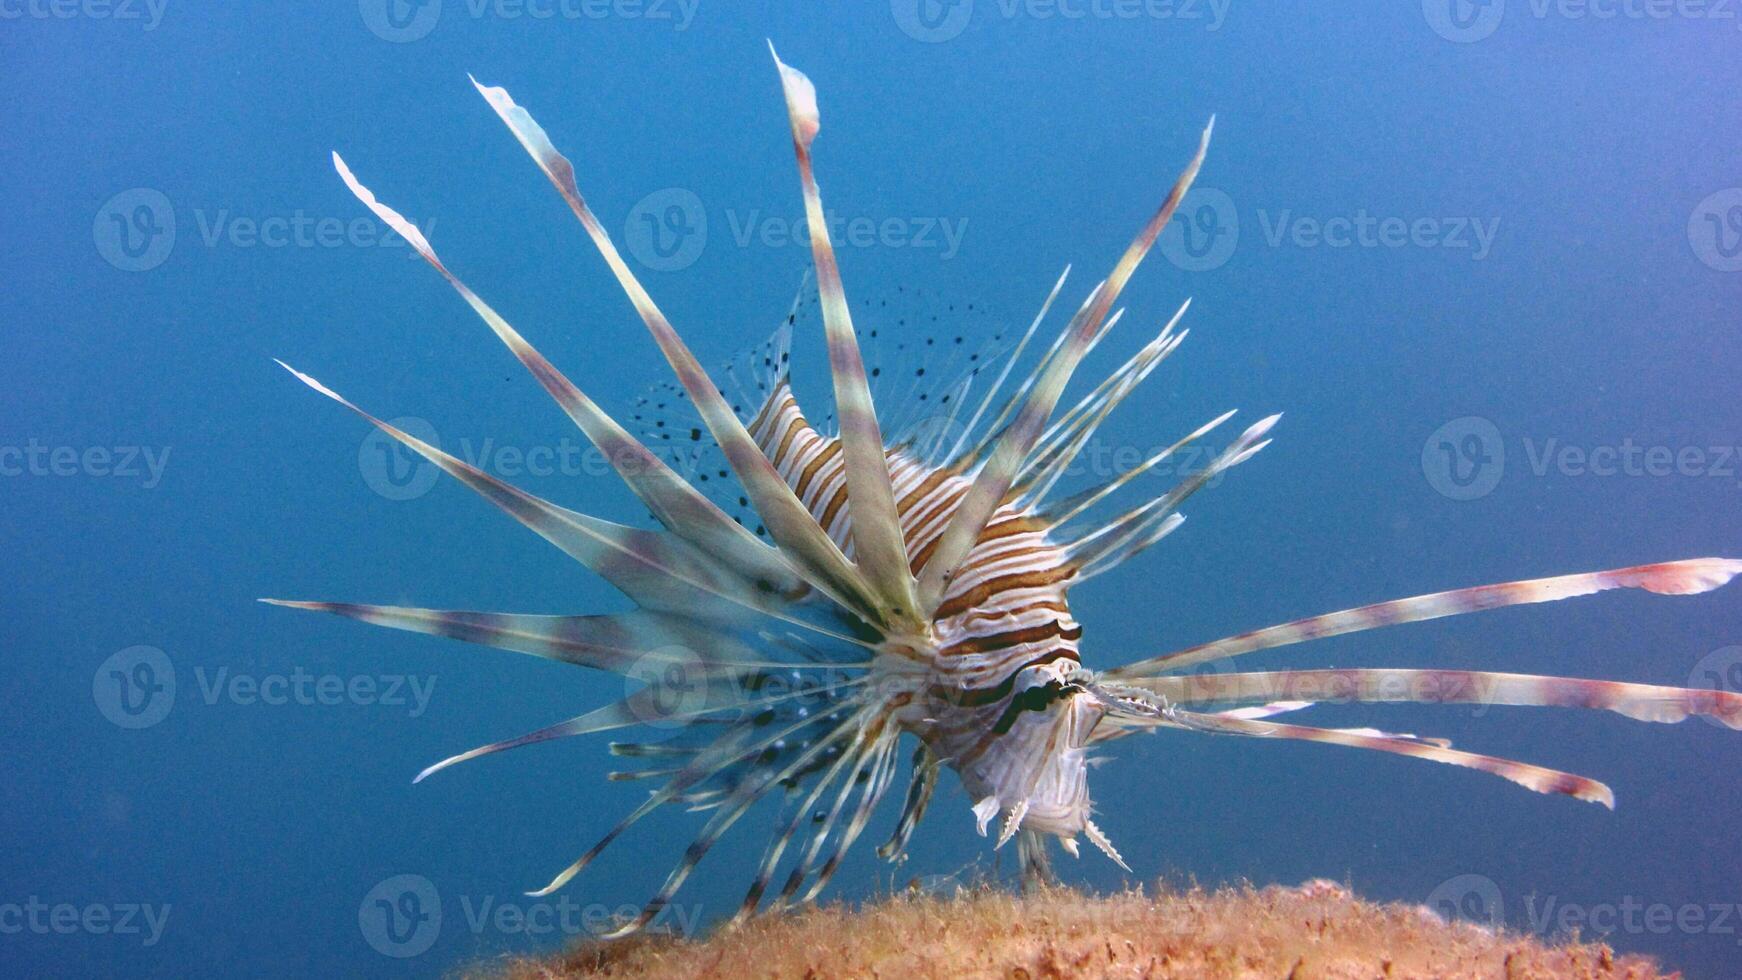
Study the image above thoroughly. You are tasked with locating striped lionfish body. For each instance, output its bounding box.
[270,50,1742,936]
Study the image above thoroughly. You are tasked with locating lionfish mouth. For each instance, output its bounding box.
[266,46,1742,938]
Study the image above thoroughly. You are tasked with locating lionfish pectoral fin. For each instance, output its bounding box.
[801,729,905,904]
[271,363,694,608]
[877,742,940,863]
[1166,707,1616,808]
[736,712,880,921]
[769,46,922,630]
[775,718,900,908]
[1108,558,1742,678]
[532,696,872,901]
[597,700,882,940]
[1129,668,1742,729]
[469,75,888,630]
[1214,700,1316,721]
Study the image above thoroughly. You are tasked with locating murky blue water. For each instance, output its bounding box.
[7,3,1742,976]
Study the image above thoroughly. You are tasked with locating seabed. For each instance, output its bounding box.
[465,881,1669,980]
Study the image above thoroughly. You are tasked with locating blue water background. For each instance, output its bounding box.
[5,2,1741,976]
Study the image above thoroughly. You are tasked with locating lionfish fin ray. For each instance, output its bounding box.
[950,265,1071,462]
[470,75,886,628]
[1165,707,1616,808]
[877,742,940,862]
[1044,408,1238,529]
[916,118,1214,612]
[1131,668,1742,729]
[270,363,867,645]
[1109,558,1742,678]
[255,602,818,673]
[530,697,862,898]
[736,711,878,920]
[769,49,921,628]
[599,696,875,939]
[329,152,805,601]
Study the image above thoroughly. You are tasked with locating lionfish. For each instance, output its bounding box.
[268,50,1742,937]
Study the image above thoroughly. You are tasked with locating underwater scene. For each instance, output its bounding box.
[7,2,1742,977]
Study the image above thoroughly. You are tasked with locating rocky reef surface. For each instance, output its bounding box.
[464,880,1673,979]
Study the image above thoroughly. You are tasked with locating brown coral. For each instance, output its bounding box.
[465,881,1674,980]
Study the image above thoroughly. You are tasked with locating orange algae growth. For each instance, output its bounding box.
[466,881,1671,979]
